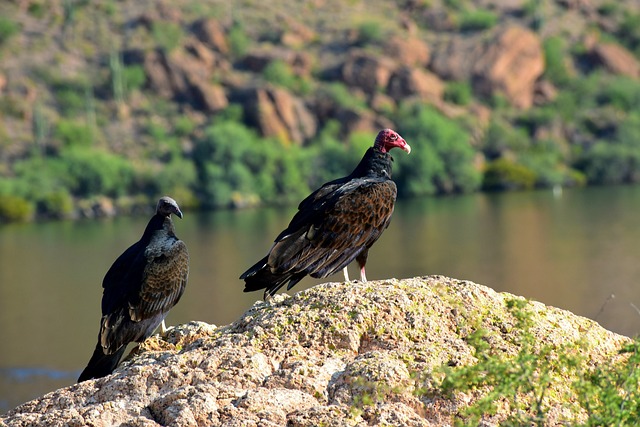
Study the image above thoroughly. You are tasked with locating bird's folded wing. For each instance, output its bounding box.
[130,241,189,321]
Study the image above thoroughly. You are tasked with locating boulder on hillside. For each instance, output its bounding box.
[192,18,229,55]
[387,66,444,104]
[472,25,544,109]
[589,42,640,78]
[1,276,629,426]
[277,15,317,48]
[430,25,544,109]
[242,47,313,77]
[430,35,482,81]
[383,35,431,68]
[341,51,397,93]
[239,86,317,144]
[335,107,395,136]
[140,46,229,112]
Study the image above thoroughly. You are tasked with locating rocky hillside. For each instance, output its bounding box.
[1,276,634,426]
[2,0,640,220]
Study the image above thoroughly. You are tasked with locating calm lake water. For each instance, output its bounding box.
[2,185,640,413]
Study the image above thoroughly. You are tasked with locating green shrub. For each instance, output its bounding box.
[482,118,529,159]
[576,143,640,184]
[356,21,385,45]
[518,142,567,187]
[54,85,86,117]
[194,120,312,208]
[319,82,367,111]
[617,11,640,54]
[174,116,196,137]
[60,148,135,197]
[152,22,184,52]
[122,64,146,92]
[228,22,250,58]
[458,9,498,31]
[395,103,482,195]
[54,120,93,148]
[444,81,472,106]
[543,36,571,87]
[596,76,640,111]
[262,60,295,88]
[0,195,35,222]
[483,158,537,191]
[37,190,74,219]
[0,17,19,46]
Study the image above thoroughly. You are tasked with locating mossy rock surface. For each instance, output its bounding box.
[0,276,628,426]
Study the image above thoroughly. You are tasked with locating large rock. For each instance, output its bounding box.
[430,25,544,109]
[341,51,397,93]
[589,42,640,78]
[141,45,229,112]
[387,66,445,103]
[192,18,229,55]
[242,47,313,77]
[1,276,629,426]
[240,86,317,144]
[472,25,544,109]
[383,35,431,68]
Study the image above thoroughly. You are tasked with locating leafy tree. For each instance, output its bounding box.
[395,103,481,195]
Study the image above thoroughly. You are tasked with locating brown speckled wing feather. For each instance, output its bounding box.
[130,240,189,322]
[270,178,396,278]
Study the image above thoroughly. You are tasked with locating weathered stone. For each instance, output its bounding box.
[1,277,630,426]
[341,51,397,93]
[141,47,229,112]
[335,107,395,136]
[590,42,640,78]
[242,47,313,77]
[430,35,483,81]
[472,25,544,109]
[192,18,229,54]
[430,26,544,109]
[383,35,431,68]
[387,66,444,103]
[241,86,317,144]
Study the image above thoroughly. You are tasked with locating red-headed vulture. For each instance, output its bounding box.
[241,129,411,299]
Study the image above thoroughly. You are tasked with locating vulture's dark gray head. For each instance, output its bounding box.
[156,196,183,219]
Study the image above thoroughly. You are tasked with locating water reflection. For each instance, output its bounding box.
[2,186,640,412]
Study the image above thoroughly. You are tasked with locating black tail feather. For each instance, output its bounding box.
[241,260,305,299]
[78,341,127,382]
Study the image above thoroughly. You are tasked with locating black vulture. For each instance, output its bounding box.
[78,196,189,382]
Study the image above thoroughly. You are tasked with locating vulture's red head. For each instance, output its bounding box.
[374,129,411,154]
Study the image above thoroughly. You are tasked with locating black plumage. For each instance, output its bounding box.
[240,128,411,299]
[78,196,189,382]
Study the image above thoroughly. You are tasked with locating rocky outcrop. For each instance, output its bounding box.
[471,26,544,109]
[430,25,544,109]
[341,51,397,93]
[140,46,229,112]
[1,276,628,426]
[239,86,317,144]
[589,42,640,78]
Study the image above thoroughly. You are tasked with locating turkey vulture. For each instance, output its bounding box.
[78,196,189,382]
[240,128,411,299]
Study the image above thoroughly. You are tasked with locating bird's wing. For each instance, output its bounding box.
[98,238,188,352]
[100,241,147,316]
[269,177,397,278]
[129,239,189,322]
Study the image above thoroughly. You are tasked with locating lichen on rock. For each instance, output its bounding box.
[0,276,630,426]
